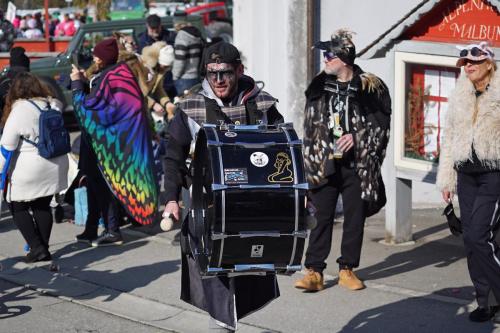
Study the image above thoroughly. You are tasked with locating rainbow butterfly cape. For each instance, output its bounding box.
[73,63,158,225]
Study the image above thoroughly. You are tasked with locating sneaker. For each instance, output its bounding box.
[338,269,365,290]
[469,306,497,322]
[75,230,98,244]
[91,231,123,247]
[294,268,324,292]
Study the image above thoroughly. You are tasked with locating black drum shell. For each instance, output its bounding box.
[189,125,307,275]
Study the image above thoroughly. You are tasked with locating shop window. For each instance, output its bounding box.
[394,52,459,173]
[405,64,460,162]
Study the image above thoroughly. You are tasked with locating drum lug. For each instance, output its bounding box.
[278,122,294,129]
[293,230,308,238]
[293,183,309,190]
[211,232,226,240]
[288,139,303,147]
[212,184,228,191]
[239,231,281,238]
[234,264,275,272]
[207,140,222,147]
[285,265,302,272]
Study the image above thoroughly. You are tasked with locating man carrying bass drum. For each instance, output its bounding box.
[162,42,284,332]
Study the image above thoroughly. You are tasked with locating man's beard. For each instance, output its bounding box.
[324,67,337,75]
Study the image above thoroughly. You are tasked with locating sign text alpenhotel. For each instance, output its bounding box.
[439,0,499,41]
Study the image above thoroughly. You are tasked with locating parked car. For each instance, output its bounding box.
[150,1,233,43]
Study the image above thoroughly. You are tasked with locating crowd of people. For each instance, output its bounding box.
[0,8,87,50]
[0,12,499,332]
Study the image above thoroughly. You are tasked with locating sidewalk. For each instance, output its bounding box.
[0,207,499,333]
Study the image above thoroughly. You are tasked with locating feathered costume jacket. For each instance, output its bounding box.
[437,70,500,192]
[303,66,391,209]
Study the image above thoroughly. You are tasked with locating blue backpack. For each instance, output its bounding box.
[23,99,71,159]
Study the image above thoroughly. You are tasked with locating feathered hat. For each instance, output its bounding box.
[314,29,356,66]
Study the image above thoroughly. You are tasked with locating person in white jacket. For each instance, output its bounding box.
[437,41,500,323]
[0,72,68,262]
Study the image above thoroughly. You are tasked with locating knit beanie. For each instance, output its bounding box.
[93,38,119,66]
[158,45,174,67]
[10,47,30,70]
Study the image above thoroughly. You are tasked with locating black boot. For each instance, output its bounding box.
[25,245,51,263]
[75,228,98,244]
[469,306,497,322]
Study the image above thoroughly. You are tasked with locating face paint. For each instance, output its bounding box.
[206,63,239,99]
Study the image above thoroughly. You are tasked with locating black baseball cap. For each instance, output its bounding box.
[204,42,241,66]
[314,29,356,66]
[146,14,161,28]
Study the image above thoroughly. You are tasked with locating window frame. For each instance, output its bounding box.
[394,51,459,173]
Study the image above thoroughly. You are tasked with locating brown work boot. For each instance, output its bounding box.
[294,268,324,292]
[338,269,365,290]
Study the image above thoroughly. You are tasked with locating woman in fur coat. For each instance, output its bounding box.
[437,41,500,323]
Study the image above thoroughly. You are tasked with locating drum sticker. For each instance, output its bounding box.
[251,245,264,258]
[225,131,237,138]
[250,152,269,167]
[268,152,294,183]
[224,168,248,184]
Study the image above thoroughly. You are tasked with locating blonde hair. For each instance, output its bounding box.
[472,59,496,124]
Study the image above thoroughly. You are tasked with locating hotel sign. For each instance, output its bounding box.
[402,0,500,46]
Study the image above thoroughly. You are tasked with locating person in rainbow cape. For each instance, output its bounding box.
[70,38,159,247]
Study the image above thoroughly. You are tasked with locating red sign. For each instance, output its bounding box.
[402,0,500,47]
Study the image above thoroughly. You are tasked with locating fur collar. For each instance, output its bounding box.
[306,65,384,100]
[436,69,500,191]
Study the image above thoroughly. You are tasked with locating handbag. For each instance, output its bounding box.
[443,202,462,236]
[74,176,88,226]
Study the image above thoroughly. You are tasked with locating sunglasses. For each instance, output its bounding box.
[459,47,487,58]
[323,51,337,61]
[207,69,235,82]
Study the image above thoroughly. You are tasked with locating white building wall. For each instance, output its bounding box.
[233,0,308,135]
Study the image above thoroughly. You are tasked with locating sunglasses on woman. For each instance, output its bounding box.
[323,51,337,61]
[459,47,487,58]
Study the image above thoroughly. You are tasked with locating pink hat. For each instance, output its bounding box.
[456,41,495,67]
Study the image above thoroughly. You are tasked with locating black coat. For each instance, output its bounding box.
[303,66,392,215]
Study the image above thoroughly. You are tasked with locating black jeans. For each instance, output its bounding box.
[85,172,121,234]
[457,171,500,307]
[10,196,53,252]
[305,165,366,273]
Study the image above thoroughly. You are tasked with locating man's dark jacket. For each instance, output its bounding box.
[303,65,391,215]
[137,28,176,53]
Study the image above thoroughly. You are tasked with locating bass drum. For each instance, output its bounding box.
[187,123,308,276]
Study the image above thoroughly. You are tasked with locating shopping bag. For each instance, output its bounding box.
[74,176,88,226]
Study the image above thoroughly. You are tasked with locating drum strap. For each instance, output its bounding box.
[204,97,233,124]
